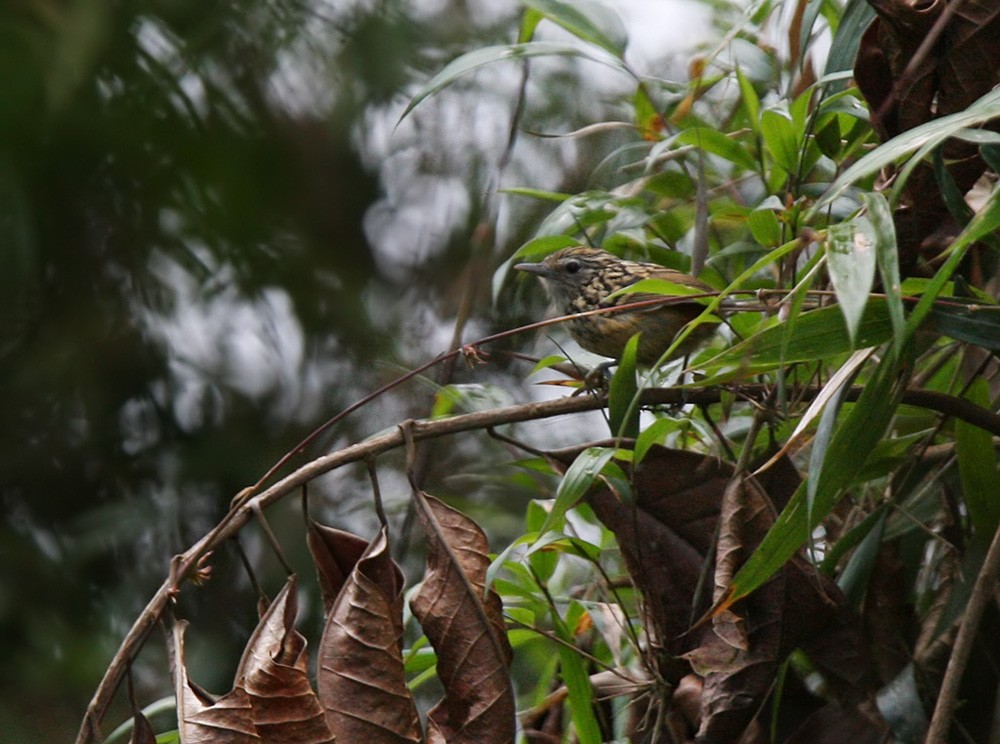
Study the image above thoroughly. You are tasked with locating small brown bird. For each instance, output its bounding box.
[515,246,717,366]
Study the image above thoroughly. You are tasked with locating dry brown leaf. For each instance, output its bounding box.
[314,525,420,743]
[410,493,515,744]
[170,621,260,744]
[234,577,333,743]
[854,0,1000,264]
[170,577,334,744]
[549,444,878,743]
[307,521,371,615]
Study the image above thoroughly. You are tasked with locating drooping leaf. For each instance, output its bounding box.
[696,301,894,383]
[519,0,627,57]
[864,192,906,357]
[825,213,877,345]
[313,526,419,743]
[234,578,333,744]
[401,42,629,122]
[410,494,515,744]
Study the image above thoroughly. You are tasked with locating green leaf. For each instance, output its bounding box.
[820,505,888,574]
[633,417,679,463]
[813,88,1000,213]
[557,617,602,743]
[956,378,1000,538]
[836,508,887,607]
[805,371,852,536]
[736,66,760,133]
[864,192,906,357]
[519,9,544,42]
[761,108,800,173]
[674,127,758,171]
[825,0,875,75]
[927,304,1000,350]
[401,42,628,121]
[512,234,580,261]
[609,334,640,439]
[826,214,876,344]
[609,276,713,299]
[540,447,615,533]
[519,0,627,57]
[748,206,782,247]
[729,352,907,602]
[697,301,894,381]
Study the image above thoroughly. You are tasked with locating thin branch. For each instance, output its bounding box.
[75,382,1000,743]
[925,517,1000,743]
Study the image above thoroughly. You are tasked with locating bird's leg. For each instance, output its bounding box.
[574,360,616,395]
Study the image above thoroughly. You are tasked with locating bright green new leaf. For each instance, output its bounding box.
[761,108,800,173]
[540,447,615,534]
[674,127,758,171]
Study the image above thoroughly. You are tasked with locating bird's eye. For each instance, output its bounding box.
[564,259,581,274]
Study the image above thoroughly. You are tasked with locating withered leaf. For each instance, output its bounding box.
[170,577,334,744]
[170,621,259,744]
[307,521,372,615]
[410,493,515,744]
[549,444,877,743]
[315,525,420,743]
[235,577,333,743]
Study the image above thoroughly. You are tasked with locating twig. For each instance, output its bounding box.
[74,382,1000,743]
[925,518,1000,743]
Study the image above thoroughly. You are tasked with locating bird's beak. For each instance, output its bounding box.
[514,261,552,278]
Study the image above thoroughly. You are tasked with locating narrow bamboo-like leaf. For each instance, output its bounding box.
[610,276,712,299]
[609,334,640,439]
[797,0,826,62]
[904,184,1000,338]
[735,66,760,134]
[760,108,799,173]
[826,214,876,343]
[401,42,627,121]
[634,417,678,463]
[519,0,627,57]
[696,301,894,381]
[956,378,1000,538]
[519,9,543,42]
[864,192,905,357]
[541,447,615,533]
[820,505,888,574]
[728,351,907,602]
[805,371,850,536]
[557,621,602,743]
[824,0,875,75]
[836,508,887,607]
[927,305,1000,350]
[813,88,1000,213]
